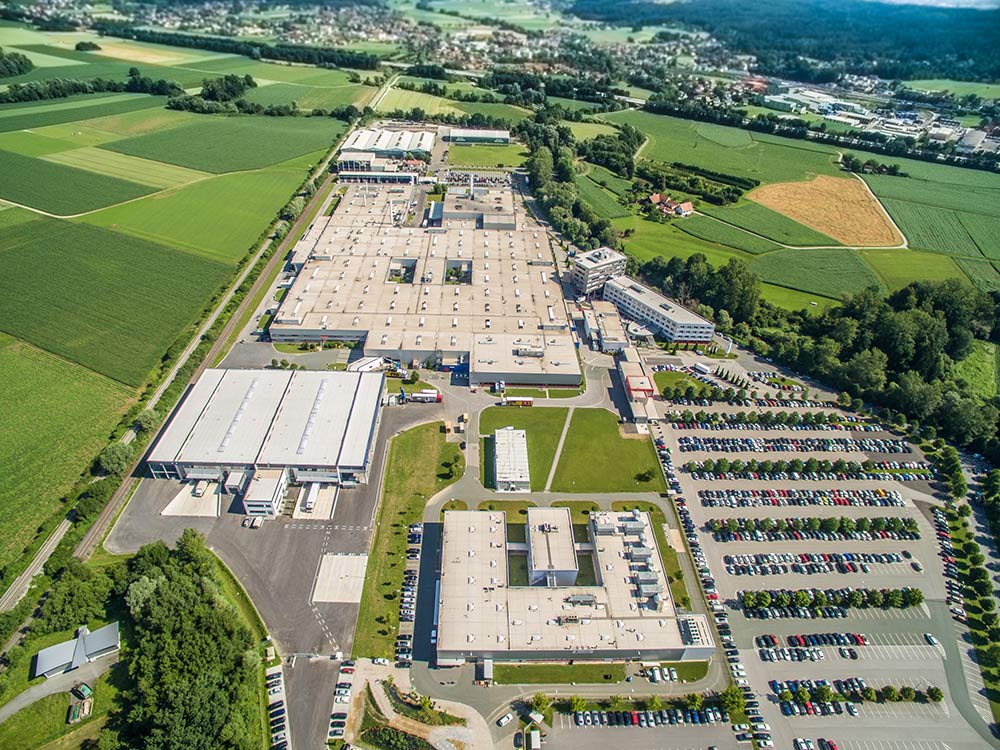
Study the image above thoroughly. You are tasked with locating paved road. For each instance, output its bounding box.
[0,657,116,725]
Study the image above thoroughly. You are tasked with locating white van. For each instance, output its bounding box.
[192,480,208,498]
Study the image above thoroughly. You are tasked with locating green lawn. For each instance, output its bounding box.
[0,334,134,600]
[602,110,841,185]
[659,661,709,682]
[614,214,751,267]
[574,174,629,219]
[654,370,711,397]
[492,663,626,685]
[760,284,837,312]
[550,409,666,493]
[446,143,527,168]
[101,115,344,173]
[353,423,464,658]
[479,407,568,492]
[953,340,998,399]
[564,120,617,140]
[904,79,1000,99]
[551,500,601,524]
[678,214,784,254]
[858,248,969,291]
[0,217,229,386]
[241,81,375,110]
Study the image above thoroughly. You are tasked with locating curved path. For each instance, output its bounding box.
[0,657,116,725]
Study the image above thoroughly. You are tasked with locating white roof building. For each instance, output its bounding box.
[494,427,530,492]
[341,128,435,156]
[603,277,715,344]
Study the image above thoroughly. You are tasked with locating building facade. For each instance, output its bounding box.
[571,247,628,296]
[603,277,715,344]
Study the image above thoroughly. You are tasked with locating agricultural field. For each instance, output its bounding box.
[750,248,883,299]
[0,216,229,385]
[565,119,617,140]
[955,257,1000,293]
[34,107,200,145]
[749,175,901,247]
[101,115,345,173]
[241,81,375,110]
[613,214,753,268]
[602,110,842,185]
[42,147,210,189]
[445,143,527,167]
[547,96,600,111]
[700,201,840,246]
[858,248,969,291]
[903,79,1000,99]
[864,175,1000,217]
[377,87,464,115]
[0,149,155,214]
[574,174,629,219]
[0,333,133,574]
[80,153,320,263]
[879,199,982,257]
[584,163,632,196]
[0,94,168,134]
[677,215,784,254]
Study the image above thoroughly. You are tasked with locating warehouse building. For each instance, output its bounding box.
[582,301,629,353]
[445,127,511,144]
[436,509,715,664]
[148,369,384,514]
[571,247,627,296]
[616,347,659,424]
[269,183,581,386]
[603,277,715,344]
[341,127,435,157]
[494,427,530,492]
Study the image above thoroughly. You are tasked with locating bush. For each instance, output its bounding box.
[98,443,133,476]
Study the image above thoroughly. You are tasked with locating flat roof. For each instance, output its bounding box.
[494,427,530,485]
[527,507,576,573]
[605,276,714,327]
[575,247,627,270]
[437,510,714,657]
[149,369,383,470]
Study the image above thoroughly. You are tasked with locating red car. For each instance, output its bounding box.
[630,711,640,725]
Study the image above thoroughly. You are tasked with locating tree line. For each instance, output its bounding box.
[0,67,182,104]
[0,46,33,78]
[92,23,381,70]
[741,586,924,611]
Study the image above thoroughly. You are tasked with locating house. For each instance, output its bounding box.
[675,202,694,217]
[33,623,120,679]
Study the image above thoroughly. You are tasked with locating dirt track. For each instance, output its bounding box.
[750,174,902,247]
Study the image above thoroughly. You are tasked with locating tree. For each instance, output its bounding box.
[531,693,551,713]
[134,409,161,433]
[862,686,878,702]
[814,684,833,703]
[902,588,924,607]
[647,694,663,711]
[779,690,794,703]
[881,685,900,702]
[795,687,811,705]
[569,695,587,713]
[981,643,1000,669]
[926,686,943,702]
[900,686,916,701]
[98,443,133,476]
[686,693,704,710]
[741,591,757,609]
[609,695,627,711]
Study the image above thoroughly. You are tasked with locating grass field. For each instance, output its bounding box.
[101,115,344,173]
[353,422,463,659]
[880,199,982,257]
[751,248,883,299]
[701,202,840,246]
[0,333,132,574]
[858,248,969,291]
[574,174,629,219]
[603,110,841,185]
[42,146,210,188]
[36,108,199,145]
[955,257,1000,293]
[0,131,78,157]
[613,215,752,267]
[0,149,154,214]
[80,155,317,263]
[760,284,837,312]
[0,217,228,385]
[0,95,169,133]
[479,407,568,491]
[547,96,600,111]
[904,79,1000,99]
[953,340,998,399]
[241,81,375,110]
[446,143,527,168]
[378,87,463,115]
[492,663,626,685]
[678,215,784,254]
[550,409,665,493]
[564,119,617,140]
[585,163,632,196]
[654,370,711,397]
[959,212,1000,261]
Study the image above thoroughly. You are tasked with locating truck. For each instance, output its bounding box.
[192,480,208,497]
[501,396,534,407]
[407,389,442,403]
[693,362,712,376]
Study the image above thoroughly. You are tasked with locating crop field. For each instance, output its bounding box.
[0,95,169,134]
[585,163,632,196]
[241,81,375,109]
[36,108,200,144]
[0,131,79,157]
[749,175,901,247]
[43,147,210,189]
[574,174,629,219]
[0,333,132,574]
[858,248,968,291]
[904,79,1000,99]
[601,110,841,185]
[547,96,600,111]
[177,56,360,86]
[445,143,527,167]
[864,176,1000,218]
[453,100,531,121]
[678,215,783,254]
[0,217,228,385]
[751,248,883,299]
[377,88,464,115]
[879,199,982,257]
[700,201,840,246]
[102,115,344,173]
[0,149,155,214]
[958,212,1000,260]
[80,156,316,263]
[955,257,1000,293]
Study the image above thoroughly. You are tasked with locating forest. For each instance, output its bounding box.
[569,0,1000,82]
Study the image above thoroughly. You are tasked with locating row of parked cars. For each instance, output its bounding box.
[399,524,423,628]
[678,436,910,454]
[670,420,882,433]
[724,550,904,577]
[709,521,918,544]
[746,605,849,620]
[267,671,287,750]
[573,705,731,729]
[699,487,905,508]
[932,508,967,622]
[786,632,868,648]
[654,436,682,493]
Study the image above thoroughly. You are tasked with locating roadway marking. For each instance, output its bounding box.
[841,741,950,750]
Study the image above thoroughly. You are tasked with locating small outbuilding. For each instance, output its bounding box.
[33,623,120,679]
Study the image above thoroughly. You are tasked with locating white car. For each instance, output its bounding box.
[759,741,775,749]
[373,657,390,666]
[497,713,514,727]
[925,633,939,646]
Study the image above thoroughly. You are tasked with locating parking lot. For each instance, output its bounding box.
[655,401,994,750]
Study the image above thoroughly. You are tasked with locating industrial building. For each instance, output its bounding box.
[341,127,435,157]
[268,183,581,386]
[603,277,715,344]
[493,426,530,492]
[571,247,628,296]
[435,508,715,664]
[147,369,384,514]
[617,347,659,423]
[445,127,511,144]
[581,301,629,353]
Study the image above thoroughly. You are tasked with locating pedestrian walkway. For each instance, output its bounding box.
[544,407,574,492]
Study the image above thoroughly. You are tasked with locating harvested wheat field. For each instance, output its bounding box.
[750,174,902,247]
